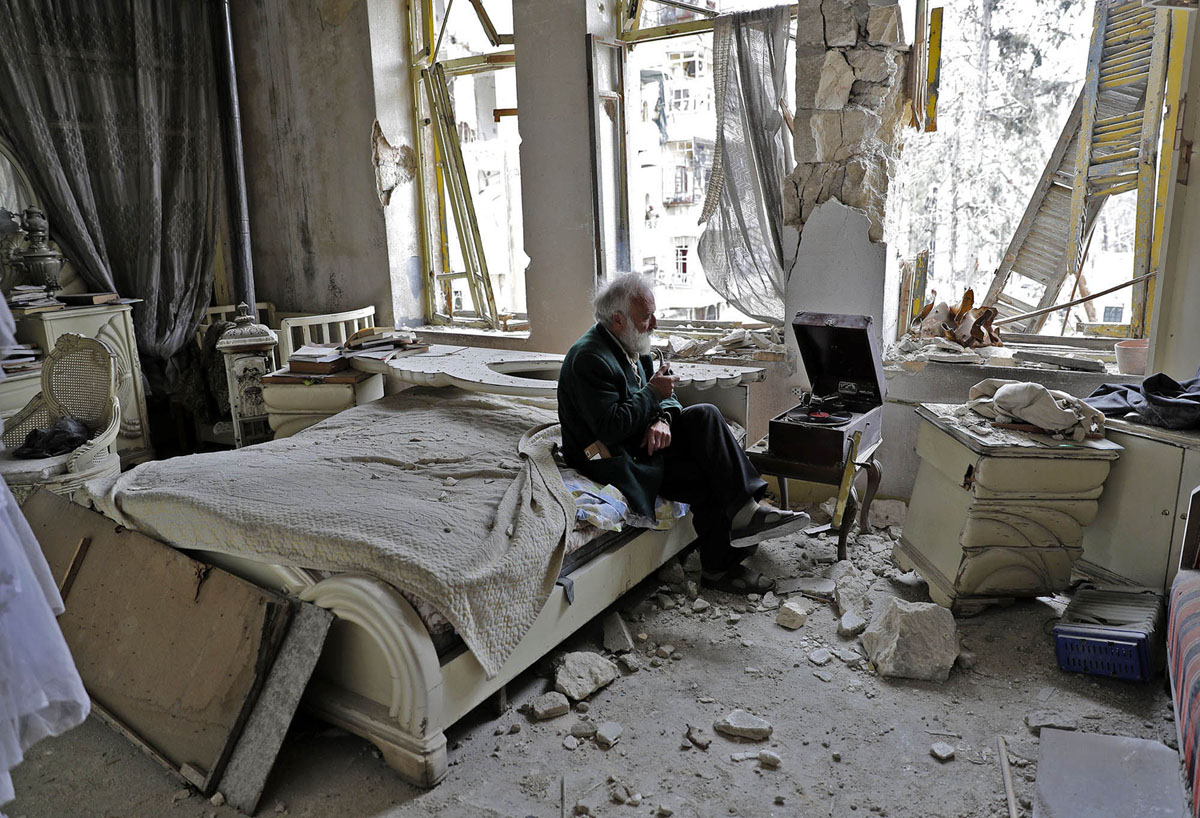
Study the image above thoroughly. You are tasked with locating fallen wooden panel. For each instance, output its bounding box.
[219,601,334,814]
[22,489,291,795]
[1033,728,1186,818]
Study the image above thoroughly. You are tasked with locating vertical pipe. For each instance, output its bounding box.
[214,0,255,308]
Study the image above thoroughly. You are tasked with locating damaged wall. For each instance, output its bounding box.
[230,0,423,327]
[783,0,907,243]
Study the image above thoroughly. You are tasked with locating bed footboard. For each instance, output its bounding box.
[298,573,449,787]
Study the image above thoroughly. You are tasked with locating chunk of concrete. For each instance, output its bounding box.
[714,709,773,741]
[861,597,958,682]
[1025,711,1078,735]
[602,612,635,654]
[833,560,871,617]
[776,601,809,630]
[595,721,623,749]
[759,750,782,769]
[809,648,833,666]
[821,0,858,47]
[839,610,868,637]
[618,653,642,673]
[532,691,570,720]
[815,51,856,110]
[930,742,955,762]
[555,652,619,700]
[776,576,836,596]
[867,4,904,46]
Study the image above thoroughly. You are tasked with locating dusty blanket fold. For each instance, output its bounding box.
[82,388,575,678]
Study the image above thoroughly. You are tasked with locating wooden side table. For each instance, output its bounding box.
[747,434,883,561]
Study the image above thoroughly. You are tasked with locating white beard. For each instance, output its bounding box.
[615,323,653,357]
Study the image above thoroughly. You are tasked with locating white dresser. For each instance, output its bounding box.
[3,303,153,464]
[1079,419,1200,592]
[896,403,1122,614]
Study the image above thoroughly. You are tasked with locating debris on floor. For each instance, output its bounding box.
[555,652,619,700]
[861,597,959,682]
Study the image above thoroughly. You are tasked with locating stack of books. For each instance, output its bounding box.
[7,285,63,316]
[342,327,428,362]
[1,342,43,376]
[287,343,348,375]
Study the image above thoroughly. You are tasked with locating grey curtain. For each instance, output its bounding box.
[697,5,793,325]
[0,0,221,370]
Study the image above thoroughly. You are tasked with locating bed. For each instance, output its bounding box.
[81,386,697,787]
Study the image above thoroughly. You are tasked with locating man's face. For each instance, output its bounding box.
[613,292,657,356]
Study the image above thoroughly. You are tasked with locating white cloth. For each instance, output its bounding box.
[966,379,1106,442]
[0,293,89,806]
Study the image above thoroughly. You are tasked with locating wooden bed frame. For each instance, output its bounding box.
[194,517,695,787]
[167,352,758,787]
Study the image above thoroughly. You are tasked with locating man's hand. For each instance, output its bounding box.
[649,364,680,400]
[642,419,672,455]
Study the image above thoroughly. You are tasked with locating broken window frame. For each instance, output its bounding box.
[409,0,517,329]
[588,36,633,279]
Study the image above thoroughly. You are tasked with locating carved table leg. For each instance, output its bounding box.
[858,459,883,531]
[837,488,858,562]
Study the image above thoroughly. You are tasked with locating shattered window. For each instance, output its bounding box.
[888,0,1144,338]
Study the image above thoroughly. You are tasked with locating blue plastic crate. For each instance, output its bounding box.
[1052,586,1164,682]
[1053,625,1153,681]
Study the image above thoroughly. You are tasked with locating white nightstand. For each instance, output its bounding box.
[261,368,384,438]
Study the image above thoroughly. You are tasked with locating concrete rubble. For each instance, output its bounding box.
[838,610,868,637]
[784,0,907,243]
[929,741,955,762]
[861,597,959,682]
[602,612,635,654]
[555,652,619,701]
[776,600,809,629]
[595,721,623,749]
[714,709,773,741]
[531,691,569,720]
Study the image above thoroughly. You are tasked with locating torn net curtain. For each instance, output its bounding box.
[698,5,794,325]
[0,0,221,388]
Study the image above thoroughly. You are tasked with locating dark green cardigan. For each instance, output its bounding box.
[557,324,682,519]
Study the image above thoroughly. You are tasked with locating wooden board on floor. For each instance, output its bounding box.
[21,489,291,795]
[219,601,334,814]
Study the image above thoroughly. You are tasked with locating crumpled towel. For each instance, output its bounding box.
[966,379,1105,441]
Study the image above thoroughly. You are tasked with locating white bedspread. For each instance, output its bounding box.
[83,388,574,679]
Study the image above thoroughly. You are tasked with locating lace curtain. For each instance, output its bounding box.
[697,5,794,325]
[0,0,221,371]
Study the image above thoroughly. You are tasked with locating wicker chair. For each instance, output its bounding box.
[0,334,121,502]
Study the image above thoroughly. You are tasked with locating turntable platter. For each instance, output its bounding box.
[784,408,852,426]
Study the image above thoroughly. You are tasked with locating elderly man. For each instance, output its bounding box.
[557,273,807,591]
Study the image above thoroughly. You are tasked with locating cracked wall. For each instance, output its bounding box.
[783,0,907,243]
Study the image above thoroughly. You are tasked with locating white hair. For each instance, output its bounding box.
[593,272,654,326]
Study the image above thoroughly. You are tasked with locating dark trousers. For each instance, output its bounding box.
[657,404,767,572]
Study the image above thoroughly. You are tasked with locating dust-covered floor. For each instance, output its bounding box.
[7,518,1181,818]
